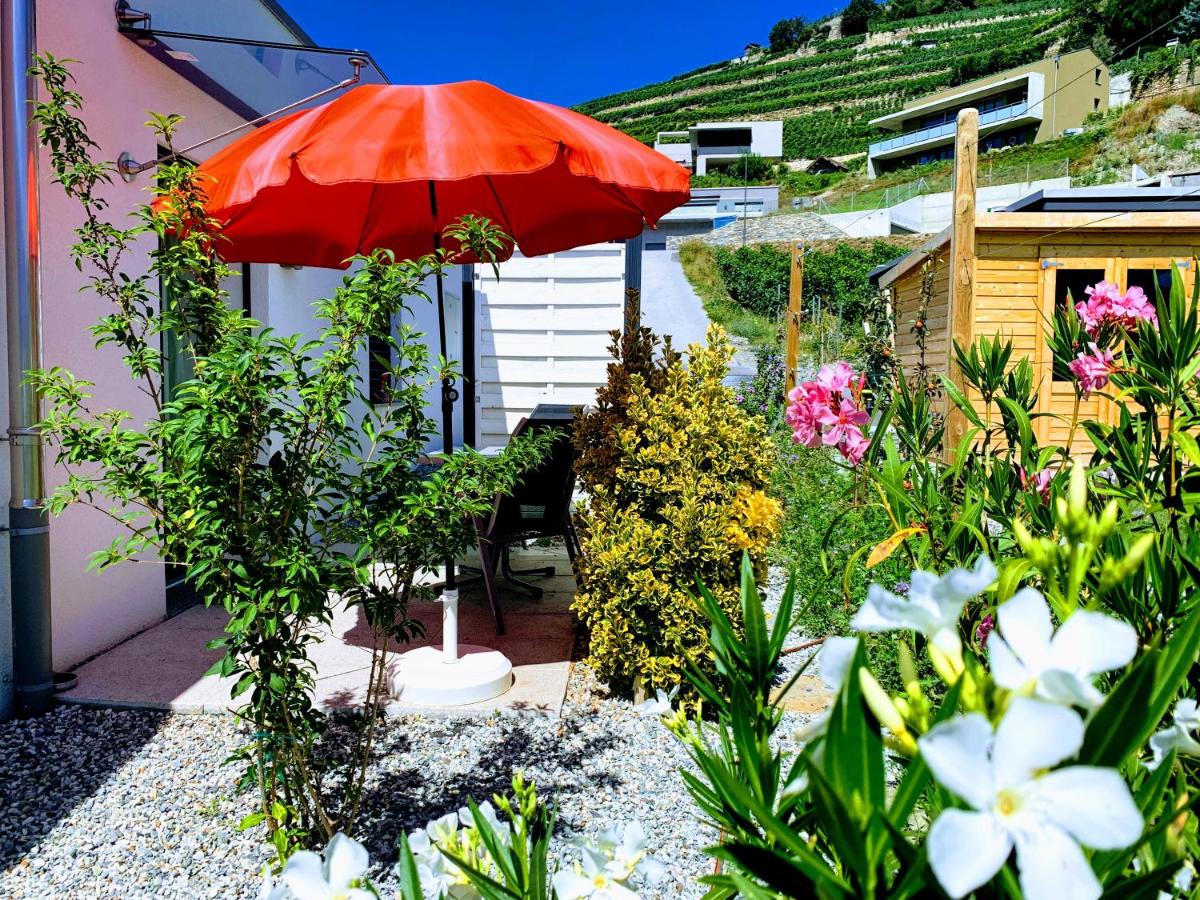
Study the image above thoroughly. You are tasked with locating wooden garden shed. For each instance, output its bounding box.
[870,187,1200,455]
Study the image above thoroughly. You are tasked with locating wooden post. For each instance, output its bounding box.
[944,108,978,462]
[784,242,805,400]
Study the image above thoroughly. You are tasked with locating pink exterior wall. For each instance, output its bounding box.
[35,1,251,669]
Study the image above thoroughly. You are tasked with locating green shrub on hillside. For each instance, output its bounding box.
[804,239,907,323]
[715,245,791,317]
[713,239,907,322]
[573,328,779,694]
[841,0,881,35]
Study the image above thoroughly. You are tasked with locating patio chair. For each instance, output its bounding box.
[473,404,580,634]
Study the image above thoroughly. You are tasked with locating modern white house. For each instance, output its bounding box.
[654,120,784,175]
[0,0,630,719]
[866,49,1108,178]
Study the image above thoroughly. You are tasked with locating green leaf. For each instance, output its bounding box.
[1079,649,1158,767]
[824,642,885,813]
[716,842,854,899]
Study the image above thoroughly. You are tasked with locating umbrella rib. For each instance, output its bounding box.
[483,175,518,242]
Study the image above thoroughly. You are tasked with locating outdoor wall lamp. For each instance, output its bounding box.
[114,1,150,30]
[116,56,367,182]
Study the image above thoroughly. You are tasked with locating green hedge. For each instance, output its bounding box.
[715,245,792,317]
[714,240,909,320]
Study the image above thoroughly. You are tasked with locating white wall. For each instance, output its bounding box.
[475,245,624,447]
[259,264,464,456]
[821,175,1074,237]
[31,0,255,669]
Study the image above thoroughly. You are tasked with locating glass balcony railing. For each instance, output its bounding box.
[869,101,1034,156]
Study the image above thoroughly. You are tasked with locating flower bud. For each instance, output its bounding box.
[1097,500,1119,539]
[1068,462,1088,518]
[860,669,907,736]
[897,640,920,700]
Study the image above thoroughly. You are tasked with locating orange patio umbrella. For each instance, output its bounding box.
[189,80,689,593]
[194,81,691,268]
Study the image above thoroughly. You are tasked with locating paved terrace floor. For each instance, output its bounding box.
[59,545,577,718]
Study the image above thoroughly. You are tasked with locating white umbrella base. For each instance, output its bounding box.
[390,644,514,706]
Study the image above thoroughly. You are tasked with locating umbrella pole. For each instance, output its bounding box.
[430,182,458,593]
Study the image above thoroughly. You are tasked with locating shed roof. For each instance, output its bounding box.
[869,186,1200,288]
[1004,187,1200,212]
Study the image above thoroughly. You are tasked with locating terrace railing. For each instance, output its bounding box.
[869,100,1034,156]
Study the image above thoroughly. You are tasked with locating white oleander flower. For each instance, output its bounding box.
[851,556,997,656]
[258,866,287,900]
[457,800,511,846]
[552,846,640,899]
[988,587,1137,709]
[591,820,666,885]
[1147,698,1200,770]
[921,697,1142,900]
[635,686,677,717]
[279,833,374,900]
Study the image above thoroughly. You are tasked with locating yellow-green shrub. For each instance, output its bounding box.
[573,325,779,693]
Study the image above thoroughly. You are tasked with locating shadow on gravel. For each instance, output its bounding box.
[351,718,622,866]
[0,706,166,871]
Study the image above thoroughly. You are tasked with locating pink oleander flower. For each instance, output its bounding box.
[819,397,871,447]
[817,361,855,393]
[785,362,871,465]
[788,401,822,448]
[976,613,995,649]
[1067,342,1115,398]
[1114,284,1159,331]
[838,427,870,466]
[1076,281,1158,338]
[1018,466,1054,503]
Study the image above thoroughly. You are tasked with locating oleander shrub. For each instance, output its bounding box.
[573,326,779,693]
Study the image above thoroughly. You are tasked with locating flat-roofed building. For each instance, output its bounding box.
[654,121,784,175]
[866,49,1108,178]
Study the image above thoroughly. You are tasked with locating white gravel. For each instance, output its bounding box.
[0,572,813,899]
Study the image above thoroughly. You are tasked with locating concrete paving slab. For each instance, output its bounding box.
[59,547,579,718]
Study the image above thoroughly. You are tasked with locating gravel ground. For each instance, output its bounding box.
[0,571,815,899]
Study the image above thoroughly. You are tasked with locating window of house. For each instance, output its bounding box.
[1052,267,1105,380]
[1095,68,1102,85]
[1094,97,1101,111]
[1127,267,1174,303]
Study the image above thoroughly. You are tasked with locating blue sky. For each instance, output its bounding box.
[284,1,843,107]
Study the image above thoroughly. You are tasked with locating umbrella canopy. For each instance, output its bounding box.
[192,81,691,268]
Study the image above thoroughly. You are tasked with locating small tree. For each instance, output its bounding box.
[841,0,880,35]
[1177,0,1200,40]
[31,55,546,856]
[768,16,811,53]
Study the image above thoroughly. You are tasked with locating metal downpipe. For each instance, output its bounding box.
[3,0,52,717]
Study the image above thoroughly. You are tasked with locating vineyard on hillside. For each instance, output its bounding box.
[576,1,1068,159]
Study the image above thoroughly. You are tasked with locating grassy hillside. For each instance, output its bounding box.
[576,1,1067,159]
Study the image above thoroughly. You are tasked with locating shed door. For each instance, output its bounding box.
[1037,255,1113,449]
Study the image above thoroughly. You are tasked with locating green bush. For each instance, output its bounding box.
[769,438,910,689]
[841,0,881,35]
[714,244,791,317]
[573,327,779,693]
[573,325,679,497]
[803,239,908,322]
[713,239,907,323]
